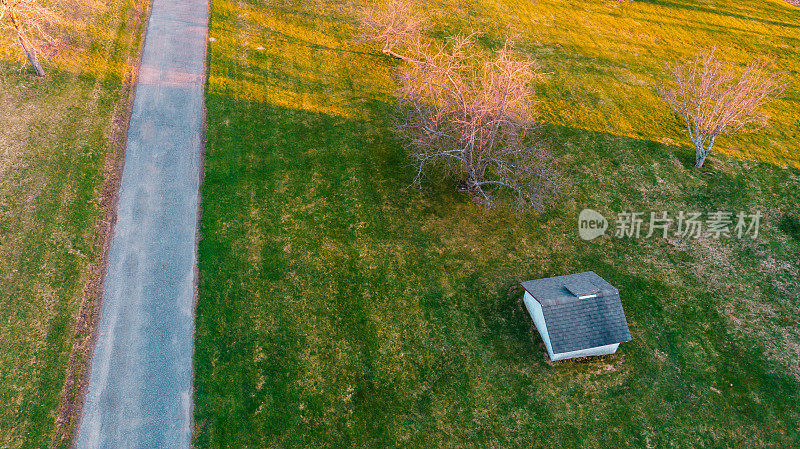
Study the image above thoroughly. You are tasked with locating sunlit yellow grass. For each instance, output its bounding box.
[0,0,140,81]
[207,1,394,118]
[486,0,800,167]
[207,0,798,167]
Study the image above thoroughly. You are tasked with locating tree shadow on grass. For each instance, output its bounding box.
[778,214,800,241]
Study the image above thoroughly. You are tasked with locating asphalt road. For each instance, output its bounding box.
[76,0,208,446]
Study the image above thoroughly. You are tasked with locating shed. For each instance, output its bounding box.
[521,271,631,361]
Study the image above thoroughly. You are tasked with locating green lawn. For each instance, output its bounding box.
[194,0,800,446]
[0,1,147,446]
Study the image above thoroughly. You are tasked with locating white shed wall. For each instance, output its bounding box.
[549,343,619,361]
[523,292,553,357]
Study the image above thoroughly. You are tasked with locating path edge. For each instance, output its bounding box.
[50,1,154,447]
[190,0,211,442]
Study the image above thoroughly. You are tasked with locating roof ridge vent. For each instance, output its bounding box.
[563,278,599,299]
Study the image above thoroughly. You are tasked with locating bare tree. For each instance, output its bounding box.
[659,48,788,168]
[357,0,426,63]
[0,0,60,76]
[397,36,559,209]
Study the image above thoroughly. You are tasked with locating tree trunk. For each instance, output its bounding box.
[695,136,716,168]
[381,45,420,65]
[694,139,705,167]
[8,9,46,77]
[695,152,707,168]
[17,33,46,77]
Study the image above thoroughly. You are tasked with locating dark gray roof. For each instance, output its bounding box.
[521,272,631,354]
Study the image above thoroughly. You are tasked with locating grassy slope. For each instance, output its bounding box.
[0,2,146,447]
[195,0,800,447]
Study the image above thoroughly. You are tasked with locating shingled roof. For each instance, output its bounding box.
[521,271,631,354]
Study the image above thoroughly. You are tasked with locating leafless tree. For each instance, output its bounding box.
[356,0,426,63]
[0,0,60,76]
[659,48,788,168]
[396,36,559,209]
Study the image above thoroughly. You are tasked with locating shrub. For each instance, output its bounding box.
[396,36,560,209]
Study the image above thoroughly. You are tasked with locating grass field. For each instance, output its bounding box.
[0,1,147,446]
[193,0,800,447]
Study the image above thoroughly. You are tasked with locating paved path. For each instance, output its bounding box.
[76,0,208,447]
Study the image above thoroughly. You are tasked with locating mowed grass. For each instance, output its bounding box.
[0,1,146,447]
[195,0,800,447]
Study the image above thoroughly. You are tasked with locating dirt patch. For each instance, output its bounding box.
[49,2,151,447]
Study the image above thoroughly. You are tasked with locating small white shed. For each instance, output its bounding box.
[521,271,631,361]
